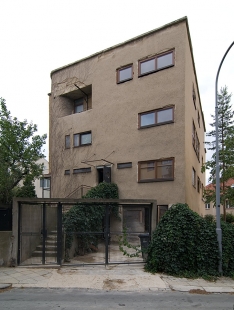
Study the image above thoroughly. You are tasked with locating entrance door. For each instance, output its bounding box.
[18,203,58,265]
[97,166,111,183]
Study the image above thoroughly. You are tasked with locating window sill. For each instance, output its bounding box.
[139,121,174,129]
[138,178,174,183]
[73,143,92,148]
[138,65,174,78]
[117,78,133,84]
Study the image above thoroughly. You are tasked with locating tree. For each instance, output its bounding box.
[0,98,47,204]
[203,86,234,220]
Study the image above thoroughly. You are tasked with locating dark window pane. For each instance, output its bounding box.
[119,67,132,82]
[65,170,70,175]
[140,59,155,75]
[73,168,91,174]
[157,108,173,123]
[117,162,132,169]
[157,52,173,69]
[75,104,84,113]
[141,112,155,126]
[81,132,91,145]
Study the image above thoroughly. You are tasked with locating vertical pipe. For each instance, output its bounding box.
[105,204,109,265]
[17,202,21,265]
[42,203,46,265]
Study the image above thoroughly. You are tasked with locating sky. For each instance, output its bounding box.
[0,0,233,184]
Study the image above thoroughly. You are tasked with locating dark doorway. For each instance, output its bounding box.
[97,166,111,183]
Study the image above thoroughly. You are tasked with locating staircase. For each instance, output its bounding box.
[32,231,57,258]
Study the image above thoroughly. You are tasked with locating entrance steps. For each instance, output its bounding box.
[32,231,57,258]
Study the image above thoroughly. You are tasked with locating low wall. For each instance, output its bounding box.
[0,231,13,266]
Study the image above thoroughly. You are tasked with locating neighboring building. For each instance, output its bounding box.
[204,178,234,216]
[49,17,206,216]
[34,158,51,198]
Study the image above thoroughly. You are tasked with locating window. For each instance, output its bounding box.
[205,203,210,210]
[73,167,91,174]
[117,65,133,83]
[64,170,70,175]
[40,178,50,189]
[139,50,174,76]
[65,135,70,149]
[73,131,92,147]
[197,176,200,193]
[74,98,84,113]
[193,84,196,109]
[192,121,200,160]
[138,158,174,182]
[192,168,196,188]
[117,162,132,169]
[139,107,174,128]
[198,110,200,127]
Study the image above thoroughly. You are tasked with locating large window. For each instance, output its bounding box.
[138,158,174,182]
[139,107,174,128]
[139,50,174,76]
[40,178,50,189]
[73,131,92,147]
[117,65,133,83]
[192,167,196,188]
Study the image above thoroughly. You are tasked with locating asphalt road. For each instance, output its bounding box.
[0,288,234,309]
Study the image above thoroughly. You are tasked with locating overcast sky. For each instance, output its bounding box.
[0,0,233,184]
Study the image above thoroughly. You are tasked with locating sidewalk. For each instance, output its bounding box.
[0,264,234,293]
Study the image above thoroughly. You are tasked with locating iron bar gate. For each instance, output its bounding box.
[14,198,156,266]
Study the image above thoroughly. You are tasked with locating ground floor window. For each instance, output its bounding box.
[138,158,174,182]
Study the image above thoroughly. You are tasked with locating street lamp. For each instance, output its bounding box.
[215,41,234,274]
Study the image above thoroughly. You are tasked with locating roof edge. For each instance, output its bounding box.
[50,16,188,77]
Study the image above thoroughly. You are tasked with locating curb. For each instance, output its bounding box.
[0,284,12,290]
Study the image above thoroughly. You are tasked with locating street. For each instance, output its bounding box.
[0,288,233,309]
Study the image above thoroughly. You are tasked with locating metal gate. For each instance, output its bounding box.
[16,199,156,266]
[18,202,60,265]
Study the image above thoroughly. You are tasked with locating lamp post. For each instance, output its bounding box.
[215,41,234,274]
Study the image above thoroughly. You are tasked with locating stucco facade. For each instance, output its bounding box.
[49,17,206,215]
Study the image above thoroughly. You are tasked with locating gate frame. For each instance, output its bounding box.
[12,197,157,266]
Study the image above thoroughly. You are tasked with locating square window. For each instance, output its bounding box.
[157,108,173,124]
[81,132,91,145]
[65,170,70,175]
[140,58,155,75]
[157,52,173,69]
[117,65,133,83]
[140,112,155,127]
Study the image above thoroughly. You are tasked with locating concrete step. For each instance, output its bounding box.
[32,251,57,257]
[36,245,57,251]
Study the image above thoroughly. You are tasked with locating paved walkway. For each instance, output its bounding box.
[0,264,234,293]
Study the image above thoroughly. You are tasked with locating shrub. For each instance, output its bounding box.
[145,203,220,278]
[221,213,234,223]
[204,214,215,224]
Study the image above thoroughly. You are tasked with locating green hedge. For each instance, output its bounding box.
[145,203,220,278]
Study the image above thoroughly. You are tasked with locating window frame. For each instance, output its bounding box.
[192,121,200,161]
[138,158,174,183]
[116,64,133,84]
[138,50,174,77]
[74,98,84,114]
[73,131,92,147]
[64,170,70,175]
[139,106,174,129]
